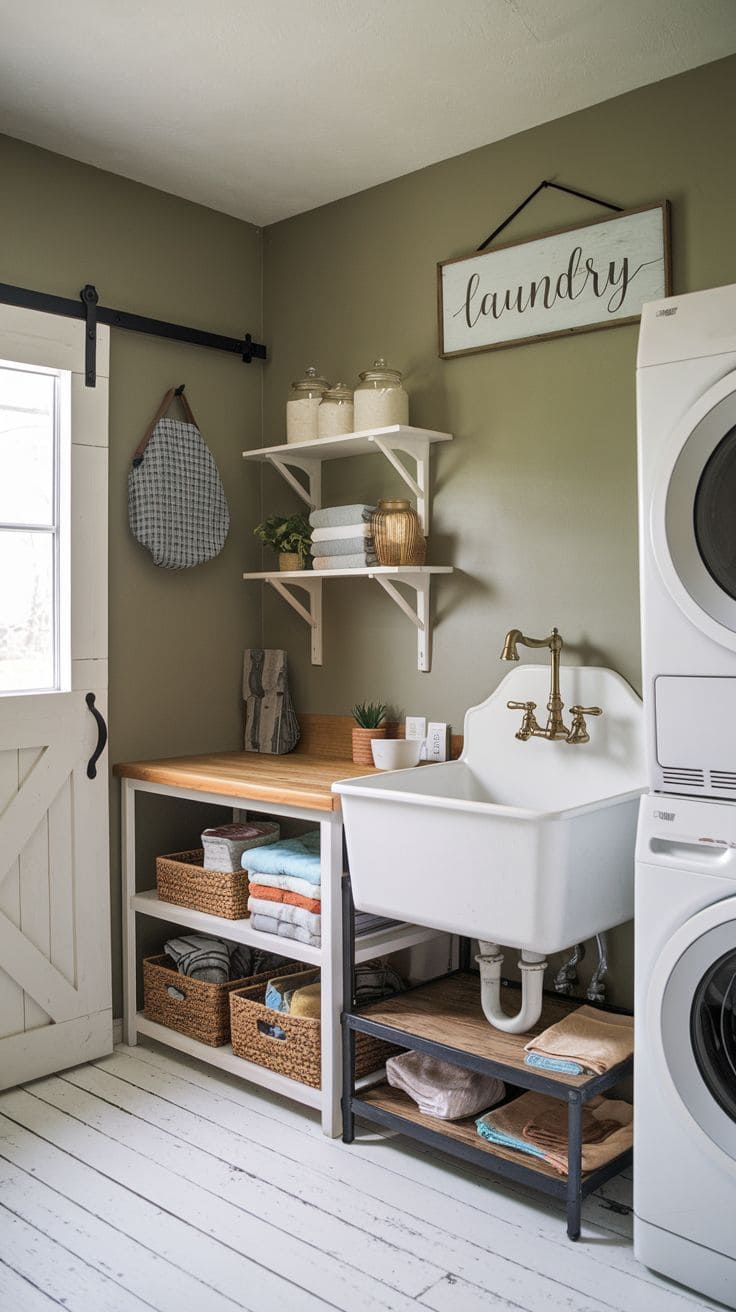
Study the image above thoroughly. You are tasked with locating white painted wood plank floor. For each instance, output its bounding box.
[0,1042,722,1312]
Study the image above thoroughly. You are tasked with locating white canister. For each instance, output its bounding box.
[353,358,409,430]
[318,381,354,439]
[286,367,330,443]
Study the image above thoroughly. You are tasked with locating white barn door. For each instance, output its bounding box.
[0,305,112,1087]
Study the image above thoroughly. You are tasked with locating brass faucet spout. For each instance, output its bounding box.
[501,626,601,744]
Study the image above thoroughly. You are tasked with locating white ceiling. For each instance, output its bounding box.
[0,0,735,227]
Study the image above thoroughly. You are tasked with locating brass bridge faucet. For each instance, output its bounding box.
[500,627,602,744]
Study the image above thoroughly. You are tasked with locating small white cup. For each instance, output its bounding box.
[370,738,423,770]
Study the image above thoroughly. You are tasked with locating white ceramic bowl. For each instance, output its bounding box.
[370,738,422,770]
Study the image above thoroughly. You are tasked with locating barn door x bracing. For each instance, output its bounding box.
[0,304,112,1088]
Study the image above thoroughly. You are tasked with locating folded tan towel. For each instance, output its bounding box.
[387,1050,506,1121]
[289,981,321,1019]
[523,1105,620,1153]
[477,1090,632,1176]
[524,1005,633,1074]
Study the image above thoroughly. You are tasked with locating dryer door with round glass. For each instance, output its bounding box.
[662,378,736,636]
[662,910,736,1161]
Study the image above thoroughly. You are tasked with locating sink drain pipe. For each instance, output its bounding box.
[475,942,548,1034]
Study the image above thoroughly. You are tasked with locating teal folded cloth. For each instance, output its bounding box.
[524,1052,584,1075]
[313,553,378,570]
[313,536,375,557]
[309,504,374,529]
[242,830,321,885]
[475,1116,547,1160]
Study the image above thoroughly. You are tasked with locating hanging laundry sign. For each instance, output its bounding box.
[438,202,671,358]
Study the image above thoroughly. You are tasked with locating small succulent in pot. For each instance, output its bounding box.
[254,513,312,571]
[351,701,387,765]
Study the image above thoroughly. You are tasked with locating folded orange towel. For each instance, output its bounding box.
[524,1005,633,1074]
[248,883,321,914]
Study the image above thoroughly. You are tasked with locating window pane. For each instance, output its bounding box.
[0,531,54,691]
[0,366,55,525]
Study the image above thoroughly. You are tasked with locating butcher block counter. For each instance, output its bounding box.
[113,749,377,813]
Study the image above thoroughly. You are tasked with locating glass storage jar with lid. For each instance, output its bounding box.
[318,381,354,439]
[353,358,409,430]
[286,366,330,443]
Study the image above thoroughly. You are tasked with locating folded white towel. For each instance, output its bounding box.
[309,504,374,529]
[311,524,372,543]
[248,871,322,900]
[312,553,377,570]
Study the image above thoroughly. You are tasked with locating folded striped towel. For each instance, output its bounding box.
[251,913,321,948]
[313,553,378,570]
[309,504,374,529]
[248,897,321,936]
[311,536,376,557]
[311,524,372,543]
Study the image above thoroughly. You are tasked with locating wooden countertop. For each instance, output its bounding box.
[113,750,378,812]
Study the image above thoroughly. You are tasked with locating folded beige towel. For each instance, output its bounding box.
[523,1105,620,1153]
[289,981,321,1019]
[386,1050,505,1121]
[524,1005,633,1074]
[479,1090,632,1176]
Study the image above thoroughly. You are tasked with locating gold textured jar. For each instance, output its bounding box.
[371,499,426,566]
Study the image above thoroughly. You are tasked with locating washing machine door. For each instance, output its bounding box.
[661,898,736,1160]
[652,370,736,647]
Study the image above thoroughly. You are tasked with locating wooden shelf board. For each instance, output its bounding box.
[355,1082,587,1184]
[357,972,619,1090]
[134,1014,322,1108]
[244,566,453,580]
[242,425,452,462]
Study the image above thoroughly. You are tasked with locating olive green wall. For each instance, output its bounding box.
[0,134,263,1015]
[261,55,736,1005]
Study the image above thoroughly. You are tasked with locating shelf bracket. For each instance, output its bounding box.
[265,455,322,512]
[371,435,430,533]
[267,576,323,664]
[374,572,431,672]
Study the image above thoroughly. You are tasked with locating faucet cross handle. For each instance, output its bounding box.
[506,700,540,741]
[567,704,602,745]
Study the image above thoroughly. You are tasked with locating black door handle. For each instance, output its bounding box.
[86,692,108,779]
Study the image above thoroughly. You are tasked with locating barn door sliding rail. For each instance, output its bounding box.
[0,280,267,387]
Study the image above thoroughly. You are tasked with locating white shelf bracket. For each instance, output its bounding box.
[371,436,430,533]
[267,576,323,664]
[266,455,322,512]
[374,572,431,672]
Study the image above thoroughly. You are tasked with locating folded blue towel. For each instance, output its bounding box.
[243,830,321,884]
[475,1117,547,1160]
[309,504,374,530]
[524,1052,585,1075]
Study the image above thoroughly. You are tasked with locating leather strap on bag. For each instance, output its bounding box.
[132,386,199,467]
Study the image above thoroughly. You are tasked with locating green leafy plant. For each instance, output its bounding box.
[254,513,312,557]
[351,701,387,728]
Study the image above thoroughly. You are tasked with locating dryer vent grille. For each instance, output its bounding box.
[661,767,705,789]
[710,771,736,791]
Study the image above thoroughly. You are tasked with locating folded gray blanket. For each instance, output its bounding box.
[309,504,374,529]
[312,535,376,557]
[386,1050,506,1121]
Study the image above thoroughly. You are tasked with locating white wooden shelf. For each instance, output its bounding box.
[134,1014,323,1109]
[131,888,442,967]
[244,566,453,672]
[243,424,452,535]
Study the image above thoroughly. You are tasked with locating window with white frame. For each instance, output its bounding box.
[0,358,70,693]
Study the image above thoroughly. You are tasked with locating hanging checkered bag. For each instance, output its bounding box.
[128,386,230,569]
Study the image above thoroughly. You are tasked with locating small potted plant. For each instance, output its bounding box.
[254,513,312,571]
[351,701,387,765]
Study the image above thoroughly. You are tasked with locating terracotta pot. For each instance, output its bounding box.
[279,552,305,572]
[352,725,386,766]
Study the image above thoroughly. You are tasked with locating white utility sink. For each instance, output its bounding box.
[334,665,646,955]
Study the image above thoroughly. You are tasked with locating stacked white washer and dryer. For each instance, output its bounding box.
[636,281,736,1306]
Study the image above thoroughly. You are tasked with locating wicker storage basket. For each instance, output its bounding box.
[143,954,298,1047]
[156,849,250,919]
[229,973,401,1087]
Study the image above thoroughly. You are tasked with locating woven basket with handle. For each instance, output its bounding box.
[229,972,401,1087]
[156,848,250,919]
[143,954,299,1047]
